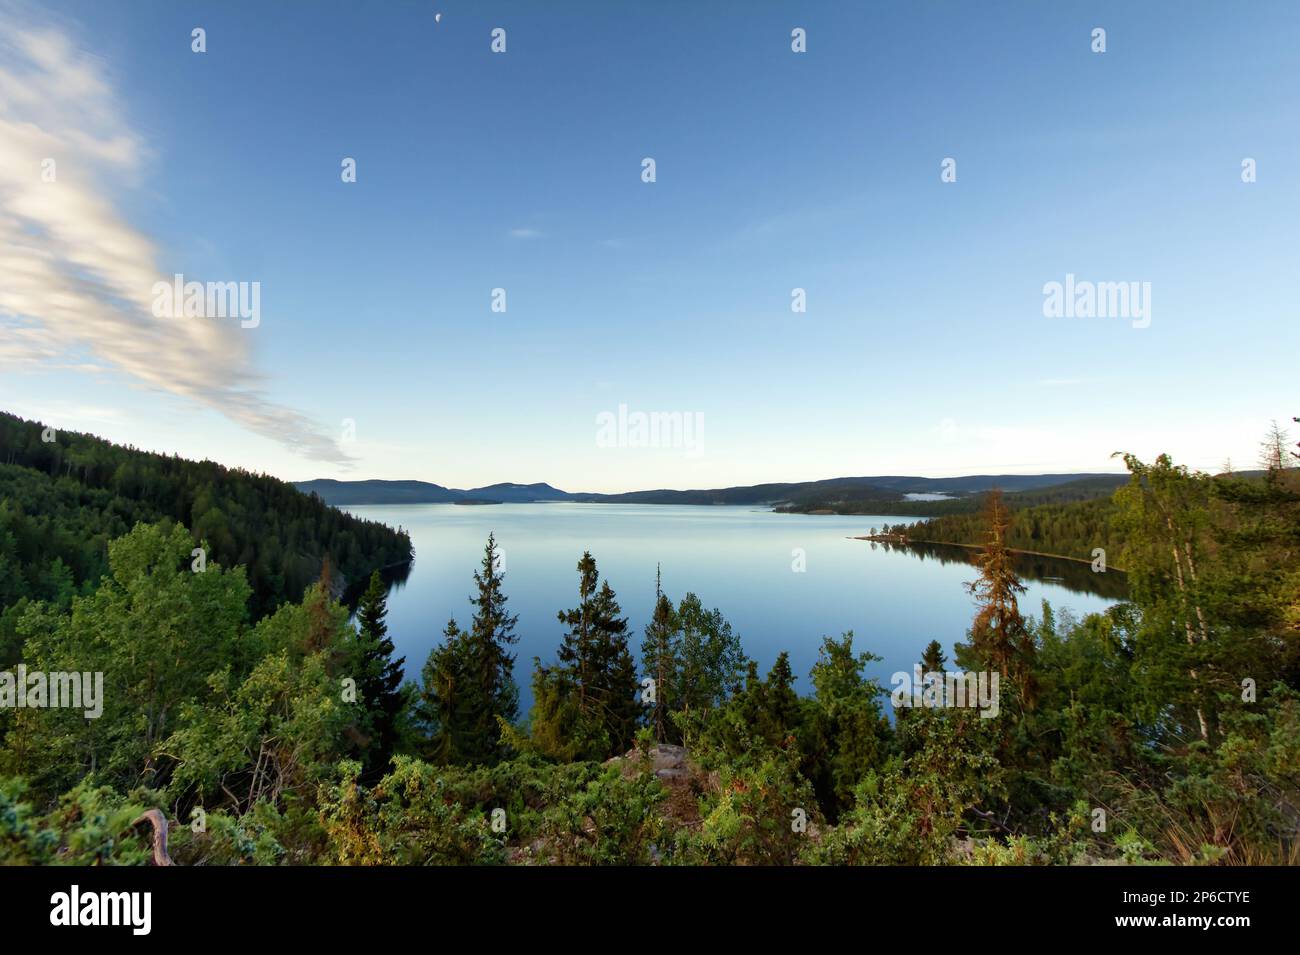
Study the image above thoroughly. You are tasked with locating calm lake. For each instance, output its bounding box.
[345,503,1122,714]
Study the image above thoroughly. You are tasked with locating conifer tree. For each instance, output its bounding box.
[959,490,1036,705]
[639,575,745,745]
[920,639,947,673]
[354,570,405,777]
[713,652,801,751]
[418,618,471,764]
[1259,420,1292,472]
[305,555,337,654]
[763,652,800,742]
[640,566,679,743]
[805,633,889,820]
[461,533,520,762]
[732,659,766,737]
[522,659,585,761]
[548,551,640,758]
[419,538,522,765]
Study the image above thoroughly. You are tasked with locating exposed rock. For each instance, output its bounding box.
[606,742,687,779]
[605,743,717,831]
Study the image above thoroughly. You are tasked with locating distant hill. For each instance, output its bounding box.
[474,482,573,503]
[295,479,463,504]
[296,472,1128,511]
[295,478,571,505]
[776,474,1132,516]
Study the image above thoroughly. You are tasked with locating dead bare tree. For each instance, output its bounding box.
[131,809,174,866]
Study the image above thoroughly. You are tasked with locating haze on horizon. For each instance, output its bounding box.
[1,0,1296,495]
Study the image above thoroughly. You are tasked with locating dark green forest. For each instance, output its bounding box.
[776,475,1130,517]
[0,418,1297,866]
[878,469,1277,569]
[879,496,1122,565]
[0,412,413,642]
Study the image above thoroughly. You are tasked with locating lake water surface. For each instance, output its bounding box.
[345,503,1120,714]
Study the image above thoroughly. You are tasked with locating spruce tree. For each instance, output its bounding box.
[556,552,600,710]
[418,539,522,766]
[551,551,640,758]
[920,639,947,673]
[640,566,679,743]
[763,651,800,741]
[734,659,766,734]
[305,555,337,654]
[1259,419,1292,472]
[354,569,405,776]
[595,578,642,755]
[723,653,800,751]
[418,617,471,764]
[524,659,584,761]
[463,533,520,763]
[639,574,745,746]
[959,490,1036,705]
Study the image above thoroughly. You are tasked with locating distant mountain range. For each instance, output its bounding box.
[295,473,1129,512]
[293,480,573,505]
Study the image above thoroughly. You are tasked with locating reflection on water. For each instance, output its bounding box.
[869,540,1128,601]
[342,503,1125,713]
[341,558,413,610]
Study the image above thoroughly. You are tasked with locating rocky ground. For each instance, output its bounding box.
[605,742,717,832]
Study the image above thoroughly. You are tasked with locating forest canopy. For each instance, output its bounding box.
[0,416,1296,867]
[0,412,412,639]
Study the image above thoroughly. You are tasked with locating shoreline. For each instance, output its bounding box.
[852,534,1125,573]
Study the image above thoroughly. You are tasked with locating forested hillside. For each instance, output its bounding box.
[1,431,1296,867]
[882,496,1121,564]
[575,472,1124,507]
[880,469,1278,567]
[0,412,412,634]
[299,472,1122,509]
[780,475,1129,518]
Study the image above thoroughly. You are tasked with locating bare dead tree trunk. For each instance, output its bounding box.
[132,810,174,866]
[1167,534,1209,742]
[1181,538,1211,643]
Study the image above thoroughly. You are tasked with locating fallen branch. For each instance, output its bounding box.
[132,809,174,866]
[967,806,1016,835]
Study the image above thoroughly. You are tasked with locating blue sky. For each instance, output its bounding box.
[1,0,1296,492]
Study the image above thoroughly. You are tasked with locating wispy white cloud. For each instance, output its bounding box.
[0,3,351,464]
[508,227,544,239]
[718,200,862,251]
